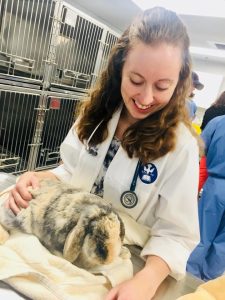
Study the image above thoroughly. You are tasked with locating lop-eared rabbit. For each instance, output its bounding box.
[0,179,125,269]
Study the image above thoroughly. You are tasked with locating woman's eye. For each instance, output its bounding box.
[130,78,143,85]
[156,86,169,91]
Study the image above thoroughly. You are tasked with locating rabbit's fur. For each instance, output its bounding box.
[0,179,125,269]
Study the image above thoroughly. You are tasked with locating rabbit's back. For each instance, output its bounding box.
[25,180,115,255]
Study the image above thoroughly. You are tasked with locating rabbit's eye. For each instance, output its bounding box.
[95,241,108,260]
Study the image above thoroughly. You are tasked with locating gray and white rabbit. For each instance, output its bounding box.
[0,179,125,269]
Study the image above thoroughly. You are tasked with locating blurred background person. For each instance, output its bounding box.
[187,115,225,281]
[201,90,225,130]
[186,71,204,121]
[198,90,225,192]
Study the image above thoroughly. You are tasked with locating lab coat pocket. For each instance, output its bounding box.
[134,182,159,221]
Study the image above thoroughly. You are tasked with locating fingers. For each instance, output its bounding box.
[6,189,30,215]
[6,193,21,215]
[104,287,118,300]
[16,181,33,201]
[30,174,40,190]
[15,171,40,201]
[4,198,10,209]
[4,171,39,215]
[11,188,30,209]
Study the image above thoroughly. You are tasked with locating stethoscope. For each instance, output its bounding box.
[85,120,104,156]
[85,120,141,209]
[120,160,141,208]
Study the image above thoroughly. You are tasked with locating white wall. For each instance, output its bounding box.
[193,57,225,96]
[192,56,225,124]
[192,71,223,108]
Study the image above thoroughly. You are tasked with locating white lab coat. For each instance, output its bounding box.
[51,107,200,280]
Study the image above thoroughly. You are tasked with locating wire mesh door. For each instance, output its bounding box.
[0,89,81,174]
[0,0,56,83]
[0,89,40,173]
[51,5,105,91]
[35,96,80,170]
[91,30,118,86]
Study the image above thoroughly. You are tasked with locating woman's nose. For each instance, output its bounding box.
[138,85,154,105]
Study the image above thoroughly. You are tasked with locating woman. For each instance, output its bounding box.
[6,7,201,300]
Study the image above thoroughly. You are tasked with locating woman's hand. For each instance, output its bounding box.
[105,255,170,300]
[5,171,39,214]
[104,275,156,300]
[5,171,57,214]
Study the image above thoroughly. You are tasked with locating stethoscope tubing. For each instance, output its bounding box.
[85,120,141,208]
[130,160,141,192]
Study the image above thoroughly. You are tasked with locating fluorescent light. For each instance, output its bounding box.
[190,46,225,59]
[132,0,225,18]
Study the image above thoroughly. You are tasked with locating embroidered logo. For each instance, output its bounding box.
[138,163,158,184]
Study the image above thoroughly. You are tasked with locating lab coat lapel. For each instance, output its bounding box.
[70,106,122,191]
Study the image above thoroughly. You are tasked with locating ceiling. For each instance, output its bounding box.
[66,0,225,68]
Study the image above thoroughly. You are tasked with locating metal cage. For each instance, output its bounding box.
[0,0,56,83]
[0,0,119,174]
[0,86,81,174]
[0,88,40,173]
[35,95,80,171]
[50,4,119,91]
[51,6,104,90]
[0,0,119,90]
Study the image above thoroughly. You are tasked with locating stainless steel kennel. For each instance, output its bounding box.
[0,0,119,174]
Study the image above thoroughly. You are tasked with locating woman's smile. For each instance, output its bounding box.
[132,99,154,113]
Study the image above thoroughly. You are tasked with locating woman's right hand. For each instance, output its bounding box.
[5,171,40,215]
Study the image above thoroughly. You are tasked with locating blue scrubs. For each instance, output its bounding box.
[187,116,225,280]
[186,99,197,120]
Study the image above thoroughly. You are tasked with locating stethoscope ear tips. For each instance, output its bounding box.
[88,148,98,156]
[85,145,98,156]
[85,120,104,157]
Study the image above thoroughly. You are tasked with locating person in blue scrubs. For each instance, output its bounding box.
[187,115,225,280]
[186,72,204,121]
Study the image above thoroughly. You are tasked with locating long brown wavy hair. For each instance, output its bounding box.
[76,7,200,163]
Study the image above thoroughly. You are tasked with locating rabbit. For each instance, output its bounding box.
[0,179,125,269]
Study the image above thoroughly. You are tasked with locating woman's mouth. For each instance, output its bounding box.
[133,99,153,111]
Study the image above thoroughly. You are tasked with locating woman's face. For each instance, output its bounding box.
[121,41,182,124]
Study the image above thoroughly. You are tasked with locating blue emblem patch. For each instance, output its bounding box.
[138,163,158,184]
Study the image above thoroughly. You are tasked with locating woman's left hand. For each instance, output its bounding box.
[104,276,155,300]
[104,255,170,300]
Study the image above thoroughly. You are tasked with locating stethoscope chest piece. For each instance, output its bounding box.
[120,191,138,208]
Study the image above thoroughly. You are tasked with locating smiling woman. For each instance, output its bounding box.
[6,6,202,300]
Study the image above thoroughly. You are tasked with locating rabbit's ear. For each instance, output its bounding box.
[63,205,103,263]
[63,215,87,263]
[116,213,125,241]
